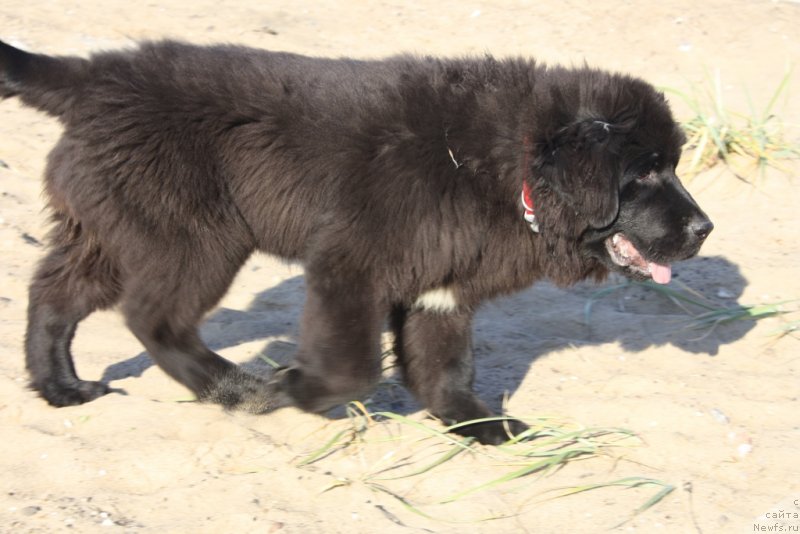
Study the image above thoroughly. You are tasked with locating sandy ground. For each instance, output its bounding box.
[1,1,799,532]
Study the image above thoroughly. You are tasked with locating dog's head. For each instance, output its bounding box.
[530,74,712,284]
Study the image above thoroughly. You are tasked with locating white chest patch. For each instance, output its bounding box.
[414,287,458,313]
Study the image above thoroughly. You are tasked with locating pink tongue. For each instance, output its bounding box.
[648,262,672,284]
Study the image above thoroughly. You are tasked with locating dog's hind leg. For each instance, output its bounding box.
[119,235,288,413]
[390,306,527,445]
[26,215,122,406]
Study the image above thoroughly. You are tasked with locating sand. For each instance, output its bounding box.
[1,1,798,532]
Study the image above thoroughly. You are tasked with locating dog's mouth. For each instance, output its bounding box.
[604,233,672,284]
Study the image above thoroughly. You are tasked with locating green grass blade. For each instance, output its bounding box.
[367,483,442,521]
[440,447,593,503]
[371,438,474,481]
[634,482,676,514]
[540,477,678,529]
[257,353,282,368]
[368,483,513,523]
[660,86,702,115]
[636,281,719,311]
[374,411,486,452]
[296,428,354,467]
[613,482,677,529]
[762,66,793,120]
[584,282,630,325]
[552,476,665,498]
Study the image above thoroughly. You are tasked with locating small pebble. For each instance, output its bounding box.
[710,408,730,424]
[21,505,41,516]
[737,443,753,457]
[716,288,734,299]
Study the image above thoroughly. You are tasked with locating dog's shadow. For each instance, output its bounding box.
[102,255,753,416]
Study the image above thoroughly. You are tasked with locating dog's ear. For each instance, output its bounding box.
[534,118,624,228]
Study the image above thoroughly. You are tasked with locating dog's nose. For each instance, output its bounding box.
[689,217,714,240]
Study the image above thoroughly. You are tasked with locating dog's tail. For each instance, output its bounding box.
[0,40,90,118]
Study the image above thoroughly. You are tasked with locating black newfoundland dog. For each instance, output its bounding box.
[0,40,712,444]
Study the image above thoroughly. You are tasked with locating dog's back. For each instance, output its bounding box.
[0,40,462,262]
[3,43,298,263]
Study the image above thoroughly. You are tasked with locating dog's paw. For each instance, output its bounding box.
[450,417,529,446]
[37,380,111,407]
[203,366,293,414]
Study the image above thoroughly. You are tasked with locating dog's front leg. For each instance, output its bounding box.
[273,266,385,413]
[390,306,527,445]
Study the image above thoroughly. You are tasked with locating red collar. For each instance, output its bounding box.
[520,135,539,233]
[521,181,540,233]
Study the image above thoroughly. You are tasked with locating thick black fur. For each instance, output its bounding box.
[0,39,712,444]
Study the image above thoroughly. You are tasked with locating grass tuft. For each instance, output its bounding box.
[663,68,799,181]
[294,406,674,525]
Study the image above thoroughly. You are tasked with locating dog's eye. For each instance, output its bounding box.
[637,170,657,183]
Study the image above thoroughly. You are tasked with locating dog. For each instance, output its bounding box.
[0,39,712,444]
